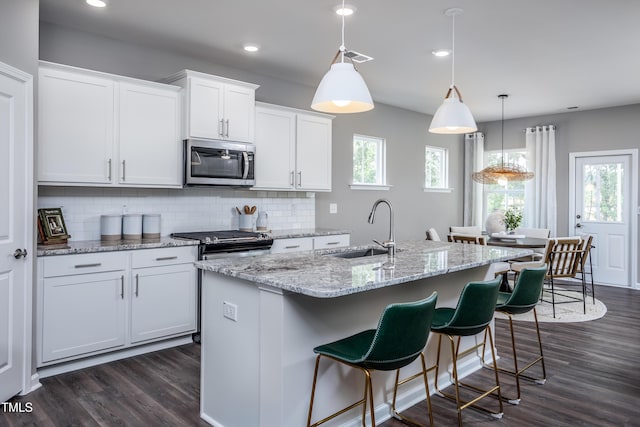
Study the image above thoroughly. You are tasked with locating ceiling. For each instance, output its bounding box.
[39,0,640,122]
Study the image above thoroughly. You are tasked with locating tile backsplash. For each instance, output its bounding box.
[38,187,315,241]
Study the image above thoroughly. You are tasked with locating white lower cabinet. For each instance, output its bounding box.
[37,246,197,367]
[130,263,197,344]
[41,270,126,363]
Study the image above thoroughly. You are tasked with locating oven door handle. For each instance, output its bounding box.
[202,249,271,260]
[242,151,249,180]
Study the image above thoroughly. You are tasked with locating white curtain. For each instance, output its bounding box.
[463,132,484,227]
[525,125,557,236]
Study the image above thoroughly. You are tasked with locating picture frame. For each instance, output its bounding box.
[38,208,69,239]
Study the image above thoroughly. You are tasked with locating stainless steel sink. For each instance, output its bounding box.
[327,247,389,258]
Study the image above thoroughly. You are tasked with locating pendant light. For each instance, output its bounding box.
[472,94,534,185]
[311,0,374,114]
[429,8,477,134]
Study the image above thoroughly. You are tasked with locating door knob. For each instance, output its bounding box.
[576,214,581,219]
[576,223,583,228]
[13,248,28,259]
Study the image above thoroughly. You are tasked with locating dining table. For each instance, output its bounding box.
[486,236,548,292]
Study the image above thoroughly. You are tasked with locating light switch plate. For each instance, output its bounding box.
[329,203,338,214]
[223,301,238,321]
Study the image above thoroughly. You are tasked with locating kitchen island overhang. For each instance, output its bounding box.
[196,240,531,427]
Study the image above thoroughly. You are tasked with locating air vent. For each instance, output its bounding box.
[344,50,374,63]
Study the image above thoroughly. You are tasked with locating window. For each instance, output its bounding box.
[424,145,449,190]
[483,149,527,219]
[352,134,387,188]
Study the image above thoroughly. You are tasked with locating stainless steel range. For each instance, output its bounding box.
[171,230,273,342]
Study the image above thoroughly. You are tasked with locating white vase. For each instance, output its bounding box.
[485,209,505,235]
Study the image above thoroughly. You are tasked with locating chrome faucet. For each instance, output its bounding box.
[368,198,395,260]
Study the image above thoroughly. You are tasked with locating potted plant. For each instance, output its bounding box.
[503,208,523,233]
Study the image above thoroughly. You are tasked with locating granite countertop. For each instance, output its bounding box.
[268,228,350,239]
[196,240,532,298]
[37,237,199,257]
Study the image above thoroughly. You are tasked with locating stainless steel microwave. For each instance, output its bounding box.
[184,139,255,187]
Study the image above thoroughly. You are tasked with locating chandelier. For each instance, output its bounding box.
[472,94,534,185]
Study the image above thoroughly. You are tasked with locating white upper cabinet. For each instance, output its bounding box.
[163,70,258,142]
[38,62,182,188]
[253,102,333,192]
[118,82,182,186]
[38,65,115,184]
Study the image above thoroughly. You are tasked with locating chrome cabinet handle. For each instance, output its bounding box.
[108,158,112,181]
[155,256,178,261]
[225,119,230,137]
[219,119,224,137]
[135,274,139,297]
[290,171,294,186]
[284,245,300,249]
[325,242,340,245]
[121,160,126,181]
[120,275,124,299]
[13,248,28,259]
[297,171,302,186]
[74,263,101,268]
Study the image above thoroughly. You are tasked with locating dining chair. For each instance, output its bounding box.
[576,235,595,303]
[449,225,482,235]
[510,237,586,318]
[448,234,487,245]
[307,292,438,427]
[514,227,551,261]
[425,227,441,241]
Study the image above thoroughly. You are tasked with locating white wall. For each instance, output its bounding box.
[38,187,315,240]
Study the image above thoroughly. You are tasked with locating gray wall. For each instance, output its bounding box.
[39,23,463,246]
[479,104,640,283]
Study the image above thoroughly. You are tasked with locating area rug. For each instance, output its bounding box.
[495,290,607,323]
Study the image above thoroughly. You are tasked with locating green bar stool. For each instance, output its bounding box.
[306,292,438,427]
[482,265,548,404]
[431,277,503,426]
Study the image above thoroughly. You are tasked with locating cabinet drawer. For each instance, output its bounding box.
[270,237,313,254]
[131,246,197,268]
[42,252,127,278]
[313,234,350,250]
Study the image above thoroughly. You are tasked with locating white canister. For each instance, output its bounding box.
[101,214,122,241]
[142,214,161,239]
[239,214,254,232]
[122,213,143,240]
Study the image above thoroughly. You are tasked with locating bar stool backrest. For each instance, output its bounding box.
[448,234,487,245]
[577,235,594,274]
[363,292,438,370]
[440,277,501,336]
[500,265,547,314]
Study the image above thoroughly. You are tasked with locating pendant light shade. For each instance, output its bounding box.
[429,86,477,134]
[429,8,477,134]
[472,94,534,185]
[311,0,374,114]
[311,62,374,113]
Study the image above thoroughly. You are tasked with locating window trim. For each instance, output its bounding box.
[424,145,452,192]
[351,134,387,188]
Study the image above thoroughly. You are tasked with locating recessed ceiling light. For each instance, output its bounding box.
[334,4,356,16]
[243,44,259,53]
[86,0,107,7]
[432,49,451,57]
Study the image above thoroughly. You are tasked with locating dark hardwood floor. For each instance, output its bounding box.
[2,284,639,426]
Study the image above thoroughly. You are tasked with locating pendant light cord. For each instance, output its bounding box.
[339,0,346,62]
[451,13,455,89]
[501,95,505,168]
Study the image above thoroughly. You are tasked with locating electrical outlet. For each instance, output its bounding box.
[223,301,238,321]
[329,203,338,214]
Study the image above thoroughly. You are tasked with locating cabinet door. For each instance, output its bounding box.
[188,77,224,139]
[41,271,126,363]
[224,84,255,142]
[254,106,296,189]
[295,114,332,191]
[38,66,114,184]
[130,264,197,344]
[118,82,182,187]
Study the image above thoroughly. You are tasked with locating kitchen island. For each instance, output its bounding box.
[196,240,531,427]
